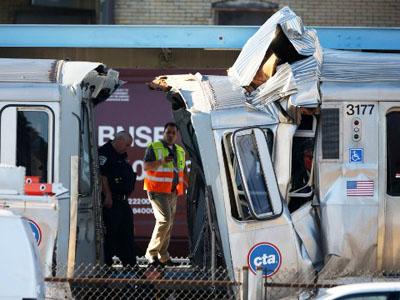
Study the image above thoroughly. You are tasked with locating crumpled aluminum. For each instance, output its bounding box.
[228,6,318,87]
[228,6,322,114]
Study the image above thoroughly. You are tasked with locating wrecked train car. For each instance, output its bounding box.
[150,6,400,296]
[0,59,120,276]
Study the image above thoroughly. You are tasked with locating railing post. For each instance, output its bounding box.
[242,266,249,300]
[256,266,264,300]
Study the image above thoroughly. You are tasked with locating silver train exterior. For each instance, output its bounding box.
[0,58,120,276]
[152,7,400,298]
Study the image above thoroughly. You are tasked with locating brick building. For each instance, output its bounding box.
[1,0,400,27]
[114,0,400,27]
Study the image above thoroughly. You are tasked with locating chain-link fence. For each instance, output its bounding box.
[45,261,240,300]
[44,262,400,300]
[251,267,400,300]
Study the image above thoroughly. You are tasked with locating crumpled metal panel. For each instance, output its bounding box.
[164,74,281,123]
[246,63,297,108]
[321,49,400,83]
[203,75,282,124]
[164,7,323,115]
[228,6,322,113]
[291,202,323,269]
[201,75,247,110]
[247,49,322,110]
[288,45,322,107]
[280,16,316,56]
[319,203,378,276]
[210,106,279,129]
[228,6,317,87]
[164,73,212,112]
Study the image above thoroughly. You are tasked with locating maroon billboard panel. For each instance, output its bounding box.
[95,69,224,257]
[95,69,184,256]
[96,69,224,256]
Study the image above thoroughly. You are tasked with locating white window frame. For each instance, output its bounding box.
[232,127,282,220]
[0,105,54,183]
[289,115,317,198]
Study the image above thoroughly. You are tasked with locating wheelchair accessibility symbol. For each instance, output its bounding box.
[349,148,363,163]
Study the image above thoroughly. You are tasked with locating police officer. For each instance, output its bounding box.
[99,131,137,266]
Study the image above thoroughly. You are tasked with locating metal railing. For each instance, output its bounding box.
[45,262,240,300]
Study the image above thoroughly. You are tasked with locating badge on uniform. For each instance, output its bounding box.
[99,155,107,166]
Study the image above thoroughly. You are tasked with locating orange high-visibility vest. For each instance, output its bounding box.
[144,140,186,196]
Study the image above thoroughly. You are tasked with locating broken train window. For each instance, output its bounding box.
[222,127,282,220]
[288,114,316,212]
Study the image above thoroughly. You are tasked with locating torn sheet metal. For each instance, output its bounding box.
[228,6,318,87]
[291,202,323,269]
[228,7,316,86]
[201,75,246,110]
[163,73,281,123]
[246,63,297,109]
[159,7,323,119]
[228,6,322,115]
[246,46,321,111]
[165,74,247,112]
[289,46,322,107]
[164,73,212,112]
[280,16,316,56]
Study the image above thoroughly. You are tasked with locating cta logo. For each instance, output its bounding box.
[247,242,282,277]
[28,219,42,246]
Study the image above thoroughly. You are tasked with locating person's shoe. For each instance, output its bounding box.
[160,259,180,267]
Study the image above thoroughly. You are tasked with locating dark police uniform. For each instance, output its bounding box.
[99,140,137,266]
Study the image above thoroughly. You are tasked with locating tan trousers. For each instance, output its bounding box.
[145,191,177,263]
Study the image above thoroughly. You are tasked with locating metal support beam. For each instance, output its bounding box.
[314,27,400,51]
[0,25,399,50]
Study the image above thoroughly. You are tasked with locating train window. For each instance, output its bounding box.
[222,132,250,220]
[235,132,272,217]
[387,111,400,196]
[223,127,282,221]
[1,106,53,183]
[288,115,316,212]
[15,108,52,183]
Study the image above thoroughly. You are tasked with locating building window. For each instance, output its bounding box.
[212,1,278,25]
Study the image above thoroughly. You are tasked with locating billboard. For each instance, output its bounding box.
[95,68,224,257]
[95,69,187,256]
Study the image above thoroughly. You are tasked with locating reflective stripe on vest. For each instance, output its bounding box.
[144,141,185,195]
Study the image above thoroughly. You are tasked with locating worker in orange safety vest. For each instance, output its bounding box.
[143,122,187,267]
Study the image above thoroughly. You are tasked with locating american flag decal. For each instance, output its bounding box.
[346,180,374,197]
